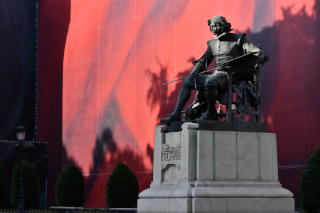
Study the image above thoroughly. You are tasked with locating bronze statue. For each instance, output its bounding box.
[161,16,267,123]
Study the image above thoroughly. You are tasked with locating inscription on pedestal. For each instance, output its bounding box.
[237,132,259,180]
[215,132,237,180]
[161,144,181,170]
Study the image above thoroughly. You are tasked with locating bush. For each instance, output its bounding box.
[301,145,320,213]
[106,163,139,208]
[0,162,5,207]
[10,161,40,208]
[55,164,84,206]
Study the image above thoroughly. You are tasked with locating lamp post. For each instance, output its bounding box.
[16,125,26,213]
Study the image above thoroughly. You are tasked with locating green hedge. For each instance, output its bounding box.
[55,165,84,206]
[106,163,139,208]
[0,162,5,207]
[10,161,40,208]
[301,145,320,213]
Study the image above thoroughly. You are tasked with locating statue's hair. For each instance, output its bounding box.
[208,16,232,33]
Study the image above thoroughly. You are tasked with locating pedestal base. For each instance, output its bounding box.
[138,198,191,213]
[138,123,295,213]
[193,197,294,213]
[138,197,294,213]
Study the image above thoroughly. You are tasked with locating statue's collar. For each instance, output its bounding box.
[214,32,228,40]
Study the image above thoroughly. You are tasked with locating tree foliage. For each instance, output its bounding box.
[301,145,320,213]
[55,164,84,206]
[10,161,40,208]
[106,163,139,208]
[0,162,5,207]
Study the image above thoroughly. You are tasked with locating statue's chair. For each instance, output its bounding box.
[185,55,265,122]
[222,57,264,122]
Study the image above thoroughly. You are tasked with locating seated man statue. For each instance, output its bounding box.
[161,16,266,123]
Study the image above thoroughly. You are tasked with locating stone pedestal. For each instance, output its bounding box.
[138,122,294,213]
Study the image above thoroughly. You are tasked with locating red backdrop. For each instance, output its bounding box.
[39,0,320,207]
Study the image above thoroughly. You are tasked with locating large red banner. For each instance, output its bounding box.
[39,0,320,207]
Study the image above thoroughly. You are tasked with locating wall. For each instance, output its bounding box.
[0,0,36,140]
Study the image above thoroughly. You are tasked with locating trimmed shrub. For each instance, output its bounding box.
[55,164,84,206]
[0,162,5,207]
[301,145,320,213]
[10,161,40,208]
[106,163,139,208]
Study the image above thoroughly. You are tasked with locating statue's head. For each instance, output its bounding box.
[208,16,232,35]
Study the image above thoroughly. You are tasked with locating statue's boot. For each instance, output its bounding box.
[198,85,218,120]
[160,85,191,123]
[160,114,181,123]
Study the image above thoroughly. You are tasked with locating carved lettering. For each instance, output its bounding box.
[237,153,246,161]
[161,144,181,170]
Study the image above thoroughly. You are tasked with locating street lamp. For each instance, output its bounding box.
[16,125,26,141]
[16,125,26,213]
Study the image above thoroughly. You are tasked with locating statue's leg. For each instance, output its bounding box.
[160,80,192,123]
[172,84,192,116]
[203,84,218,120]
[200,74,227,120]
